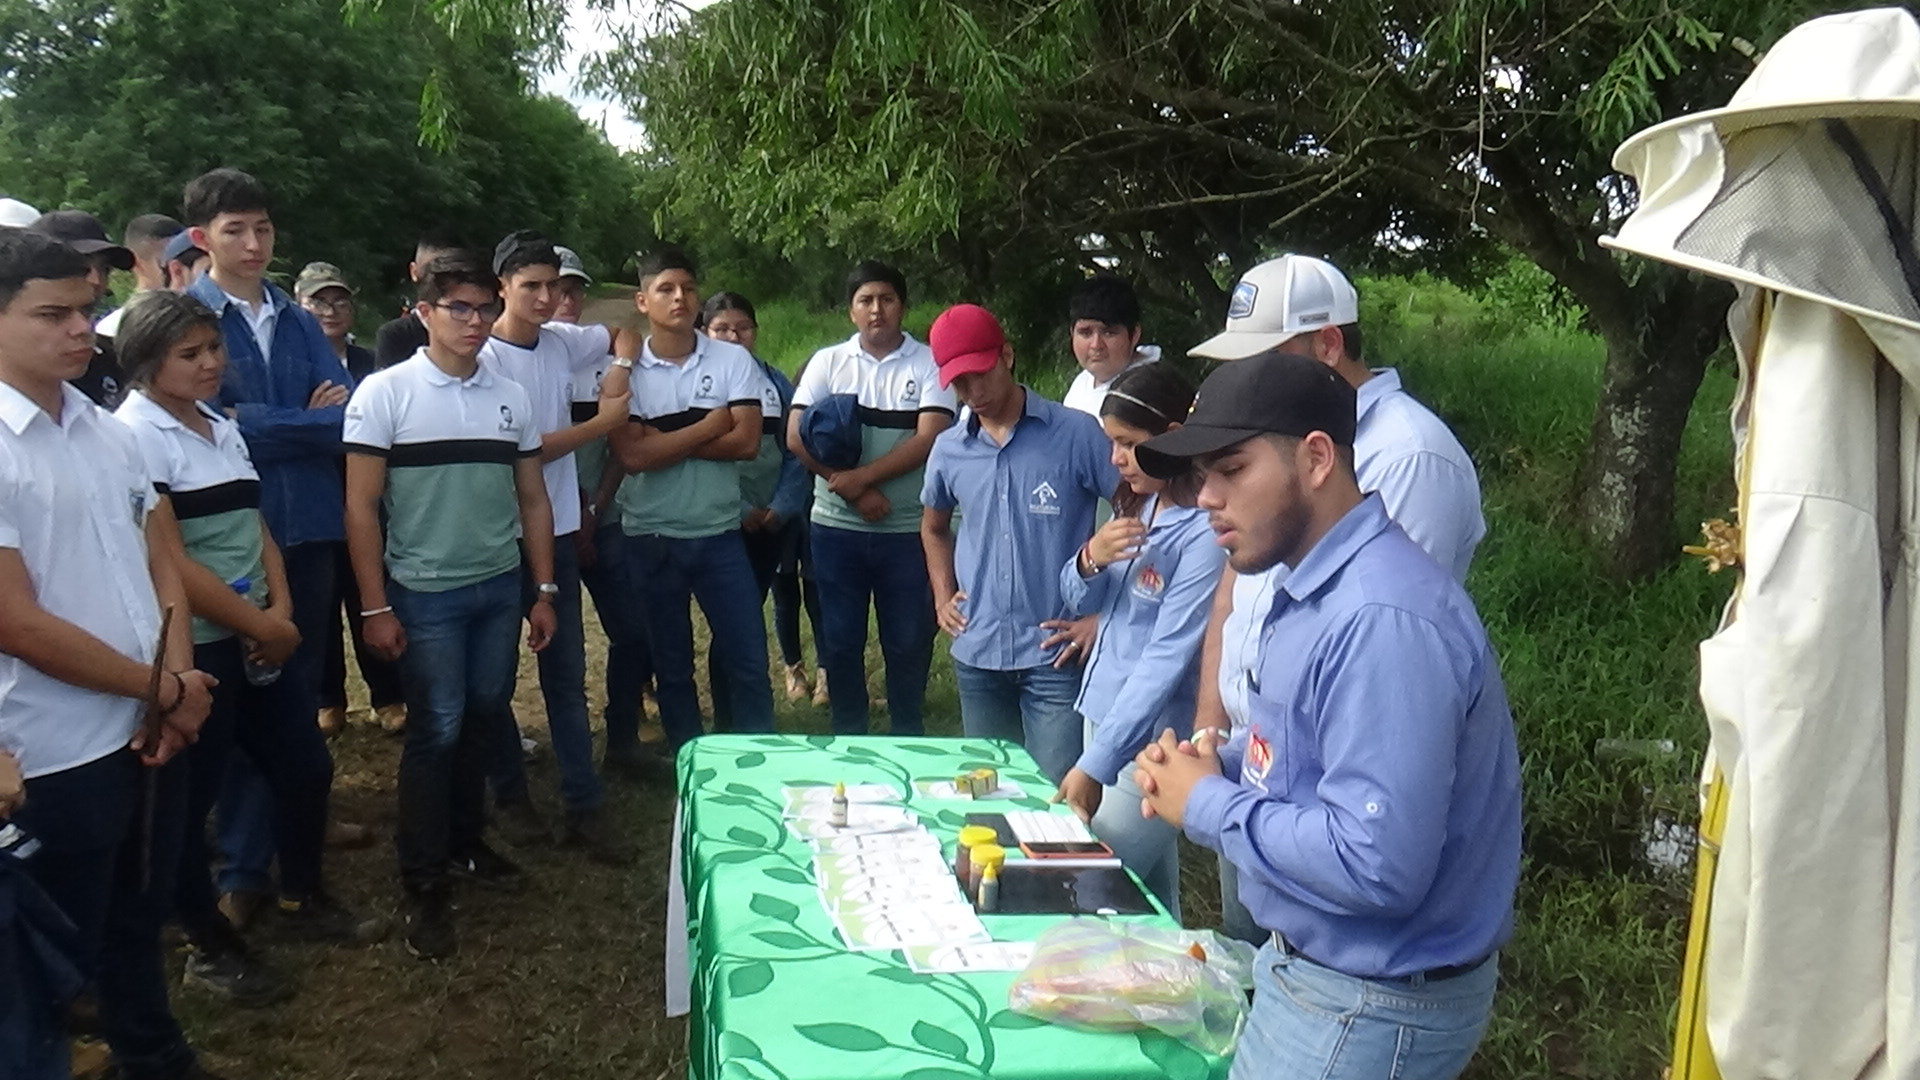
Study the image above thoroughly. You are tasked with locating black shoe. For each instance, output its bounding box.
[182,942,294,1007]
[449,841,526,892]
[273,891,390,945]
[560,806,636,866]
[493,797,552,846]
[402,887,455,960]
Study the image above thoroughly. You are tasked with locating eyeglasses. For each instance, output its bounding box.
[431,300,504,323]
[302,297,353,314]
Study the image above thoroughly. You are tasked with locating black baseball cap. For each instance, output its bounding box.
[1134,351,1356,479]
[29,210,134,271]
[492,229,558,275]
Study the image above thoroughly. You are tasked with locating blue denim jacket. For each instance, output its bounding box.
[188,276,350,547]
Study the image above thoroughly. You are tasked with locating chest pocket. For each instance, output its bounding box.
[1129,555,1168,603]
[1246,652,1322,801]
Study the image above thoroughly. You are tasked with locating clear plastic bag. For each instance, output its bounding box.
[1007,920,1258,1055]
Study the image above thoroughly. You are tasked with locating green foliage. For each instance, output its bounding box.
[1358,289,1732,1078]
[0,0,645,310]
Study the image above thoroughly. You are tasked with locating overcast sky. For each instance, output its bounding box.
[538,3,661,152]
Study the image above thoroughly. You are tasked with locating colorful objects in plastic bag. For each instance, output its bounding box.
[1008,920,1257,1055]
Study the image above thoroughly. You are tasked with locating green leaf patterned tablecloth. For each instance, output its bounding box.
[678,734,1230,1080]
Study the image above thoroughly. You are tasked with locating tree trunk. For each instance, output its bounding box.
[1574,283,1730,580]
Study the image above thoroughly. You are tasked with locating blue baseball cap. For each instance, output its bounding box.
[799,394,863,472]
[162,229,202,264]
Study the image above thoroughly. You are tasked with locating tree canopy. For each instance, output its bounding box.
[565,0,1822,577]
[0,0,647,306]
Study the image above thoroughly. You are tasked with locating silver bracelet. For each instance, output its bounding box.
[360,605,394,618]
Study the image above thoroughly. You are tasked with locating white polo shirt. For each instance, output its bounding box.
[115,391,267,645]
[343,352,541,592]
[479,321,611,537]
[790,332,956,534]
[0,381,162,778]
[614,332,764,540]
[1062,345,1161,417]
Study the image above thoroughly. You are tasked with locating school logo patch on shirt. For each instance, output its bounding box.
[1245,731,1273,794]
[1130,562,1165,600]
[1027,481,1060,516]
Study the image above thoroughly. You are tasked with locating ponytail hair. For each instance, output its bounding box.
[1099,364,1198,514]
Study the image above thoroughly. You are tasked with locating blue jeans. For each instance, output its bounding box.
[214,539,335,897]
[490,537,603,813]
[1083,719,1179,919]
[709,518,785,730]
[951,661,1083,784]
[390,571,523,889]
[581,518,653,759]
[14,751,195,1079]
[1232,940,1499,1080]
[811,524,935,736]
[183,639,332,922]
[625,531,773,747]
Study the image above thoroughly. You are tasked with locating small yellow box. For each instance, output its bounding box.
[958,767,999,798]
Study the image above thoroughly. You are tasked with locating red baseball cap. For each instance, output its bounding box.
[930,303,1006,387]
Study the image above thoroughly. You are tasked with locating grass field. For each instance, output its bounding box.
[163,276,1735,1079]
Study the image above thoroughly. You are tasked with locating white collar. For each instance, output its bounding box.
[641,331,709,369]
[411,349,495,388]
[0,379,95,435]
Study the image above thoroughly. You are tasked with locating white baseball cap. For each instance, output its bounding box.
[555,245,593,285]
[0,197,41,229]
[1189,254,1359,360]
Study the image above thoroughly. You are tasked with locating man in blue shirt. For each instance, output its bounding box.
[920,305,1118,783]
[182,168,362,931]
[1131,352,1521,1080]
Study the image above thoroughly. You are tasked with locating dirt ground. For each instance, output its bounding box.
[112,602,1222,1080]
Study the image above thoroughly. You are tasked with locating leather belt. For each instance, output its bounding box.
[1271,932,1489,984]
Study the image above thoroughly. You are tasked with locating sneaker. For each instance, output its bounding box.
[784,662,810,702]
[520,733,542,761]
[494,797,550,846]
[182,943,294,1007]
[316,705,346,736]
[216,889,269,932]
[325,818,374,850]
[811,668,830,707]
[375,703,408,733]
[449,841,526,892]
[402,887,455,960]
[274,892,390,945]
[560,807,636,866]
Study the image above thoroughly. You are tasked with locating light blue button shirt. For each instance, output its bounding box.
[1184,495,1522,978]
[921,389,1118,671]
[1218,368,1485,729]
[1354,368,1484,582]
[1059,497,1225,785]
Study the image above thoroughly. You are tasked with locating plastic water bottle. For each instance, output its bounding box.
[231,576,282,687]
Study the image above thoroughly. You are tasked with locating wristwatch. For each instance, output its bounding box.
[611,357,635,370]
[535,582,559,602]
